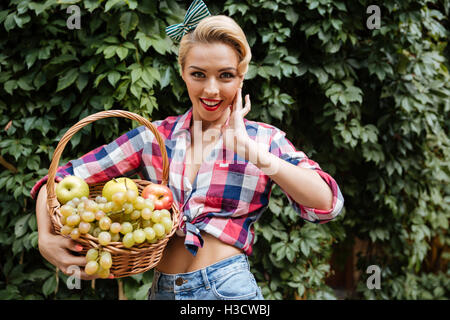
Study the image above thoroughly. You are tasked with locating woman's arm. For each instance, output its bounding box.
[222,88,343,222]
[242,139,333,211]
[36,184,100,280]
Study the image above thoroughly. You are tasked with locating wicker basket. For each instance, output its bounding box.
[46,110,179,278]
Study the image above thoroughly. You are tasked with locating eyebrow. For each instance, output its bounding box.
[188,66,237,72]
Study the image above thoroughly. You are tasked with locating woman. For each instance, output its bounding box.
[33,0,344,300]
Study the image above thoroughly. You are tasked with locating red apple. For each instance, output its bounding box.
[141,184,173,210]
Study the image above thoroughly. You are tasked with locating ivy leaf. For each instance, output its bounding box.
[285,7,299,25]
[134,282,152,300]
[107,71,121,86]
[15,213,30,238]
[120,12,139,39]
[42,276,57,297]
[56,68,78,92]
[115,47,128,61]
[159,67,171,89]
[131,68,142,83]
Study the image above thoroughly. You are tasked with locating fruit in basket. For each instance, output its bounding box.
[141,184,173,210]
[58,185,175,278]
[102,178,138,202]
[56,175,89,204]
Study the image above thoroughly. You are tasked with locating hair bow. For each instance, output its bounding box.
[165,0,211,42]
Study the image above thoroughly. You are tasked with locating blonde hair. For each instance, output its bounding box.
[178,15,252,76]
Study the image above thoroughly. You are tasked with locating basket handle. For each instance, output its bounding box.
[46,110,169,211]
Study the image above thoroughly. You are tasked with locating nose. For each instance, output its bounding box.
[203,78,219,97]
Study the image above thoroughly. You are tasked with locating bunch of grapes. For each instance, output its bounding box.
[58,189,173,277]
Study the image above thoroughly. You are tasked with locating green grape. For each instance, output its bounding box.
[133,196,146,210]
[60,205,74,218]
[97,203,105,213]
[79,221,91,234]
[81,210,96,223]
[161,217,173,234]
[111,202,122,212]
[152,223,165,238]
[99,252,113,269]
[123,202,134,215]
[160,209,171,219]
[93,227,102,237]
[95,196,107,204]
[70,228,80,240]
[85,261,99,275]
[141,208,152,220]
[122,233,135,248]
[98,231,111,246]
[133,229,146,244]
[71,197,81,206]
[66,214,81,227]
[112,192,126,206]
[97,266,110,279]
[77,202,85,212]
[144,227,156,241]
[99,216,112,231]
[120,222,133,235]
[86,248,99,262]
[103,202,114,213]
[125,190,138,203]
[85,200,99,213]
[151,210,162,223]
[61,225,73,236]
[88,223,96,235]
[95,210,106,221]
[65,200,75,208]
[110,222,121,234]
[130,209,141,220]
[110,232,120,242]
[144,199,155,211]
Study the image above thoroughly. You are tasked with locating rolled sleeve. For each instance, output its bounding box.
[269,129,344,224]
[30,125,152,200]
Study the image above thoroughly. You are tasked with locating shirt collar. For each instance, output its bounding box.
[173,107,193,136]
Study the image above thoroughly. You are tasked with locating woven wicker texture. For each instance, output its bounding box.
[46,110,179,278]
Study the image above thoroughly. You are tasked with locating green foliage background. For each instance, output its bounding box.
[0,0,449,300]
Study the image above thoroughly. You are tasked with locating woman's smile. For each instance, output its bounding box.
[200,98,223,111]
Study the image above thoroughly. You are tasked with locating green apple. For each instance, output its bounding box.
[56,175,90,204]
[102,177,138,202]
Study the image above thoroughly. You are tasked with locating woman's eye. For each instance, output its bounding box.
[191,72,204,78]
[221,72,235,79]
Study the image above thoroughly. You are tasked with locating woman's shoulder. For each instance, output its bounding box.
[134,114,182,140]
[244,118,286,140]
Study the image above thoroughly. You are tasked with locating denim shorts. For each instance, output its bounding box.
[148,253,264,300]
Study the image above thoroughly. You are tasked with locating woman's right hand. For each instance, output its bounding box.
[36,183,106,280]
[38,232,100,280]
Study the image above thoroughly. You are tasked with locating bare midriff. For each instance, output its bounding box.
[155,231,243,274]
[155,128,243,274]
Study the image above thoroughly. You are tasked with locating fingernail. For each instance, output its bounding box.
[75,244,83,252]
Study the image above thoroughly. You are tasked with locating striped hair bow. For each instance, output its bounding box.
[165,0,211,42]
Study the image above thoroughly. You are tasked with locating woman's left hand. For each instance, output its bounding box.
[221,88,252,157]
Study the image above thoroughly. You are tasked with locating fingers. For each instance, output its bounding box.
[242,94,251,117]
[65,238,84,253]
[232,88,242,111]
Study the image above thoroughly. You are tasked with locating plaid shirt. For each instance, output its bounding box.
[31,108,344,256]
